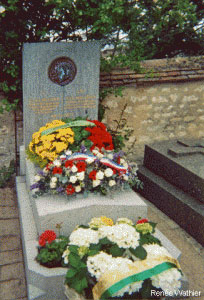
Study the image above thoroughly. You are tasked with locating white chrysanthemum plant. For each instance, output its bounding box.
[30,147,142,198]
[63,216,183,299]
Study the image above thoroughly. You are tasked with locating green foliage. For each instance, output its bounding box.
[140,279,158,299]
[1,0,204,112]
[0,160,15,188]
[56,0,204,63]
[130,245,147,260]
[99,86,124,103]
[36,237,69,268]
[105,102,134,152]
[139,233,162,247]
[0,0,59,113]
[109,244,125,257]
[65,236,127,295]
[65,247,88,294]
[101,54,142,73]
[135,221,162,246]
[149,222,157,234]
[26,147,49,169]
[62,117,93,152]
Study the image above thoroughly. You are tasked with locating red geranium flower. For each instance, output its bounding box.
[66,184,75,195]
[65,160,74,168]
[76,161,86,172]
[52,167,63,175]
[137,218,149,224]
[89,170,97,180]
[39,230,56,247]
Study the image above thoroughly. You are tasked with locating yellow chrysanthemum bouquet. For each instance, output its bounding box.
[26,117,120,168]
[27,120,75,168]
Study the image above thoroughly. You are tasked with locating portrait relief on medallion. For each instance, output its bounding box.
[48,57,77,86]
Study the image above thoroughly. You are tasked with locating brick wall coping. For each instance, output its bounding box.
[100,56,204,87]
[1,56,204,93]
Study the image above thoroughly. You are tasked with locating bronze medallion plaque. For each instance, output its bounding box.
[48,57,77,86]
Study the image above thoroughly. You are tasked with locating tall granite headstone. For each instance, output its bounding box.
[18,42,189,300]
[23,41,101,147]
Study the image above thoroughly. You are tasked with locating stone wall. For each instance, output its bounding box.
[100,56,204,163]
[0,94,15,167]
[0,56,204,167]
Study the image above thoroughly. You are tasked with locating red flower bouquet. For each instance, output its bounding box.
[85,120,114,152]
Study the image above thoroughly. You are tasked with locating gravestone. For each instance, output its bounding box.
[169,138,204,157]
[144,139,204,203]
[138,139,204,246]
[23,41,101,147]
[17,42,189,299]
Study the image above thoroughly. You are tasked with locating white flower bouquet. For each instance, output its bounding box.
[62,217,183,299]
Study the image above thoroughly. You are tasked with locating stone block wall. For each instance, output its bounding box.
[100,56,204,163]
[0,95,15,167]
[0,56,204,167]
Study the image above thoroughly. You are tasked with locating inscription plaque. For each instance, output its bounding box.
[23,41,101,147]
[48,57,77,86]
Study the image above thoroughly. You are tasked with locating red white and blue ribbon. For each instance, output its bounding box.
[65,152,128,174]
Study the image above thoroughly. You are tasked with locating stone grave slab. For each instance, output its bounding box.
[169,138,204,157]
[23,41,101,147]
[143,140,204,203]
[139,139,204,245]
[16,174,188,300]
[24,151,147,236]
[32,193,147,237]
[16,176,67,300]
[138,165,204,246]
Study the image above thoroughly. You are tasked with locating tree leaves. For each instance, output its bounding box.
[1,0,204,113]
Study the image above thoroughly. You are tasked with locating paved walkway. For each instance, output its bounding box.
[0,187,27,300]
[0,185,204,300]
